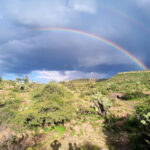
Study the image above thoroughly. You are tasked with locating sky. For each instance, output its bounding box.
[0,0,150,82]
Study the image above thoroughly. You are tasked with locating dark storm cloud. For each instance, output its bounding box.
[0,0,150,79]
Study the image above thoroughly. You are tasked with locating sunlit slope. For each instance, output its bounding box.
[97,71,150,93]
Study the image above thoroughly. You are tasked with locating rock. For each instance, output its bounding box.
[109,93,125,99]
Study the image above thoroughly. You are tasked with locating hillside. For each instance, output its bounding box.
[0,71,150,150]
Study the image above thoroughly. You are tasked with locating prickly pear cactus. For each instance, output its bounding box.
[92,92,112,116]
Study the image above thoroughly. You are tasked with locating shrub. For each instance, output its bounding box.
[0,77,3,89]
[92,92,112,116]
[32,82,71,102]
[16,78,22,82]
[100,88,108,95]
[19,101,72,128]
[0,99,20,123]
[17,82,74,128]
[78,105,96,115]
[0,76,2,82]
[23,76,29,83]
[109,84,118,91]
[121,91,147,100]
[12,82,27,92]
[129,100,150,149]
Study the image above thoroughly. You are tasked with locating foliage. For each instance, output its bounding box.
[0,77,3,90]
[18,101,72,128]
[136,100,150,117]
[96,71,150,93]
[0,71,150,149]
[129,99,150,149]
[0,99,20,123]
[121,91,147,100]
[15,76,29,83]
[16,82,74,128]
[100,88,108,95]
[23,76,29,83]
[92,92,112,116]
[12,82,27,92]
[0,76,2,82]
[16,78,22,82]
[77,105,96,116]
[32,82,72,101]
[104,114,139,133]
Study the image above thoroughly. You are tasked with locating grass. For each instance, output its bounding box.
[121,91,147,100]
[0,71,150,149]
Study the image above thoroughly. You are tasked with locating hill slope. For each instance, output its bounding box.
[0,71,150,150]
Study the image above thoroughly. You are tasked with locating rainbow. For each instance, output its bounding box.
[97,4,150,33]
[33,27,148,70]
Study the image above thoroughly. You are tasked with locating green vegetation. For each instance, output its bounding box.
[130,98,150,149]
[0,82,74,129]
[0,71,150,150]
[121,91,147,100]
[0,76,2,82]
[92,92,112,115]
[96,71,150,93]
[0,76,3,90]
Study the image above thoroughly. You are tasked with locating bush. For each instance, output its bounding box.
[129,99,150,149]
[17,82,73,128]
[100,88,108,95]
[32,82,71,101]
[0,76,2,82]
[121,91,147,100]
[23,76,29,83]
[12,82,27,92]
[0,99,20,123]
[92,92,112,116]
[19,101,72,128]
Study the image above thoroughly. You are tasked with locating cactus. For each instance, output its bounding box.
[92,92,112,116]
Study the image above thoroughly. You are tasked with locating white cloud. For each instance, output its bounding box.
[69,0,98,14]
[36,70,108,82]
[3,0,74,26]
[134,0,150,18]
[2,0,98,27]
[137,0,150,5]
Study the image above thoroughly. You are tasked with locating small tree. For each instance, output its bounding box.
[16,78,22,82]
[0,76,2,82]
[24,76,29,83]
